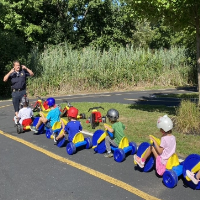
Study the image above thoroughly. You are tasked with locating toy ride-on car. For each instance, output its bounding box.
[32,96,51,112]
[66,132,92,155]
[60,100,86,119]
[86,106,106,129]
[92,124,137,162]
[46,119,68,148]
[182,154,200,190]
[16,118,33,134]
[134,135,183,188]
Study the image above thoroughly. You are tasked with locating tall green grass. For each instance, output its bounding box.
[27,44,192,96]
[175,100,200,135]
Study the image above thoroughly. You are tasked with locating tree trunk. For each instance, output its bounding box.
[196,18,200,105]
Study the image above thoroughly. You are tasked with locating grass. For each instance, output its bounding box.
[27,45,192,96]
[52,102,200,158]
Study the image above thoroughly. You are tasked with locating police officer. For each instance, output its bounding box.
[3,60,34,120]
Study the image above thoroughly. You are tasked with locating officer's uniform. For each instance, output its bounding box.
[9,69,30,112]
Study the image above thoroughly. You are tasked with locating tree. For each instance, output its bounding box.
[126,0,200,101]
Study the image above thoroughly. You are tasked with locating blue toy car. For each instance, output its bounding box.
[92,125,137,162]
[66,132,92,155]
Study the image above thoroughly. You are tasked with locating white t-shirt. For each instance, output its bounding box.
[18,107,33,124]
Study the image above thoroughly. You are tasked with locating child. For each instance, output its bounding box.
[186,170,200,185]
[17,96,33,125]
[54,107,82,143]
[134,115,176,176]
[31,97,62,133]
[104,108,125,158]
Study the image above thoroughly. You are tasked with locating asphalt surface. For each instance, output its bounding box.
[0,87,199,200]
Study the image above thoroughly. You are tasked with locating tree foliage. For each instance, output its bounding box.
[126,0,200,100]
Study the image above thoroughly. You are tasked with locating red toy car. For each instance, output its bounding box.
[60,100,86,119]
[16,118,33,134]
[32,96,50,112]
[86,106,106,129]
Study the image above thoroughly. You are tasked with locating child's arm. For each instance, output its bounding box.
[149,136,164,155]
[60,119,65,132]
[104,124,114,133]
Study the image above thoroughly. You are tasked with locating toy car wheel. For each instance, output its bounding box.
[102,116,106,123]
[17,124,22,134]
[46,129,53,139]
[84,137,92,149]
[129,142,137,155]
[92,129,106,154]
[80,113,86,119]
[66,142,76,155]
[136,142,154,172]
[57,137,66,148]
[163,170,178,188]
[114,148,125,162]
[90,114,95,129]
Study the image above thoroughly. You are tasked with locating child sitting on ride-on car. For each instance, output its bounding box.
[17,96,33,125]
[54,107,82,143]
[134,115,176,176]
[31,97,64,134]
[104,109,126,158]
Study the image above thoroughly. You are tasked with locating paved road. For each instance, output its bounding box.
[0,87,199,200]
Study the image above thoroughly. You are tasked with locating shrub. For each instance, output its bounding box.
[175,100,200,134]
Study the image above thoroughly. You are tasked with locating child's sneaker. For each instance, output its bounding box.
[186,170,199,185]
[104,152,113,158]
[30,126,38,134]
[52,132,57,143]
[134,154,144,168]
[13,116,18,125]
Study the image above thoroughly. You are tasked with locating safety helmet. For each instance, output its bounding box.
[46,97,55,107]
[68,107,78,118]
[106,109,119,122]
[157,115,173,132]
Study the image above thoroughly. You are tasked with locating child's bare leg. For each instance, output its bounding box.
[151,146,159,159]
[56,132,64,141]
[142,146,153,160]
[36,117,47,129]
[196,170,200,180]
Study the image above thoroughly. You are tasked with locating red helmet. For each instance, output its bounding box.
[68,107,78,118]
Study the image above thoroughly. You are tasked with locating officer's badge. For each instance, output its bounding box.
[21,73,23,76]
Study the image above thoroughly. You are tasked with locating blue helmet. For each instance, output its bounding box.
[46,97,55,107]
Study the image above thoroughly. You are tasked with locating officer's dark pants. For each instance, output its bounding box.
[12,90,26,113]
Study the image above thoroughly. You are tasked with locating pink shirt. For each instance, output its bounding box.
[160,135,176,165]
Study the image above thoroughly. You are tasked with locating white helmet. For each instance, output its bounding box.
[157,115,173,132]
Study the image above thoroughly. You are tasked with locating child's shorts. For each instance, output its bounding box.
[156,156,166,176]
[45,121,51,129]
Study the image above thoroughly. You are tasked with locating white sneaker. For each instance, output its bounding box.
[52,133,57,143]
[186,170,199,185]
[14,116,18,124]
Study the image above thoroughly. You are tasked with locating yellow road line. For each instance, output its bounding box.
[0,104,11,109]
[0,130,160,200]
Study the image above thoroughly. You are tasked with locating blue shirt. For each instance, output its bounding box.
[64,121,82,142]
[46,107,61,127]
[9,69,30,90]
